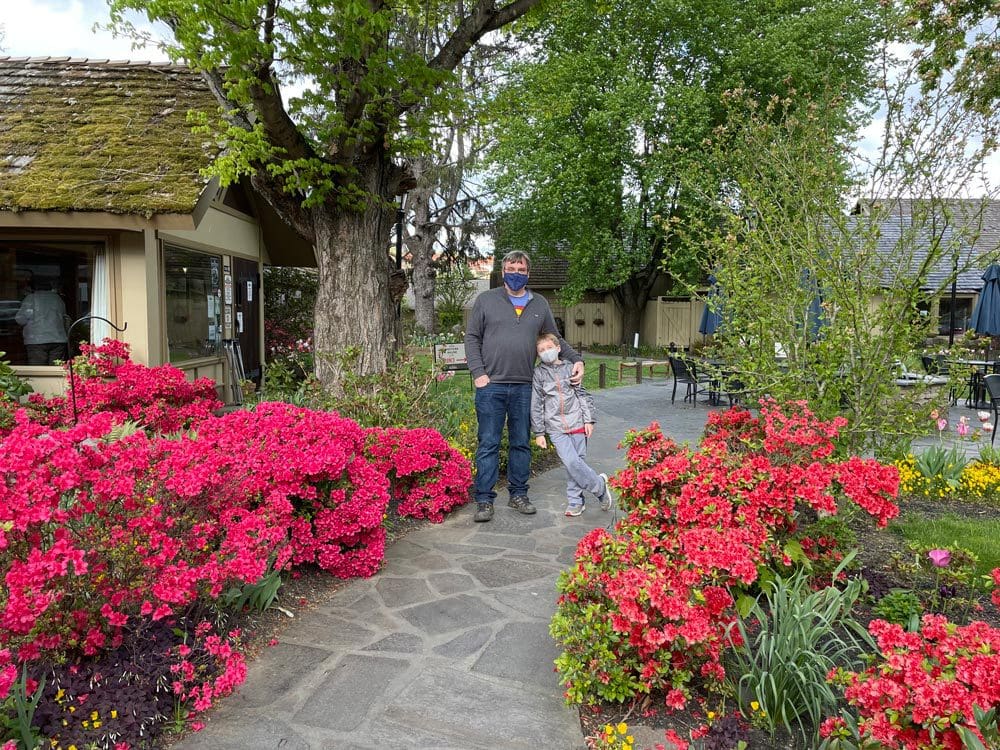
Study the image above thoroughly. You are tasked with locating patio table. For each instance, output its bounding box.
[951,359,994,408]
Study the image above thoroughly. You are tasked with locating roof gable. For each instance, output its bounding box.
[0,57,219,215]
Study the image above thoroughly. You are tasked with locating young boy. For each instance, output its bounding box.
[530,332,615,516]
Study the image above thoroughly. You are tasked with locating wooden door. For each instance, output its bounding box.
[232,258,261,383]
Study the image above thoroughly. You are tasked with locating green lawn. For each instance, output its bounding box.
[891,513,1000,576]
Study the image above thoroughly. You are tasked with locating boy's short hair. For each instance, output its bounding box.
[501,250,531,271]
[537,332,559,346]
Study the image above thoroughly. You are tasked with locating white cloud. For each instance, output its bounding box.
[0,0,169,61]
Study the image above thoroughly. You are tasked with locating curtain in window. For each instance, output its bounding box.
[90,249,110,343]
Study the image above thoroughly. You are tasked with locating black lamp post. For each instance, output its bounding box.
[66,315,128,425]
[949,250,958,348]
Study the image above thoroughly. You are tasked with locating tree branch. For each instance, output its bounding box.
[427,0,540,79]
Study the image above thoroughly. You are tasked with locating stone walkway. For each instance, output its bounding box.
[173,379,715,750]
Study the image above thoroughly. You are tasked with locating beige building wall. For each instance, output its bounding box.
[158,207,262,261]
[563,300,621,348]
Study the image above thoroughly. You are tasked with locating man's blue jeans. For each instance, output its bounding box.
[473,382,531,504]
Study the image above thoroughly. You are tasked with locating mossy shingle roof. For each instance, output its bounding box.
[0,57,218,215]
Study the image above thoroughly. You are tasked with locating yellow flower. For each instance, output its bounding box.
[750,700,760,712]
[707,710,716,720]
[111,710,118,719]
[91,710,99,721]
[617,721,628,734]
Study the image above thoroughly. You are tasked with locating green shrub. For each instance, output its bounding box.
[872,589,923,626]
[726,556,873,748]
[0,351,32,431]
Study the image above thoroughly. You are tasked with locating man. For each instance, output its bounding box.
[15,279,69,365]
[464,251,584,522]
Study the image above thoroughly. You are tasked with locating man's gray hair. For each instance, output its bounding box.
[501,250,531,271]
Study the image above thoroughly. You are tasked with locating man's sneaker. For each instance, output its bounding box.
[598,473,615,512]
[473,502,494,522]
[565,502,585,517]
[507,495,537,515]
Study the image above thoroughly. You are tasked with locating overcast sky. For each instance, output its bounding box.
[0,0,167,61]
[2,0,997,197]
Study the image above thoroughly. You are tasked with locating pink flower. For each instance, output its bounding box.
[937,417,948,432]
[930,409,940,420]
[978,411,991,422]
[956,417,970,437]
[985,423,995,433]
[927,549,951,567]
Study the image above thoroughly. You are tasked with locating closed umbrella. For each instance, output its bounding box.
[970,264,1000,337]
[699,275,723,336]
[802,269,826,340]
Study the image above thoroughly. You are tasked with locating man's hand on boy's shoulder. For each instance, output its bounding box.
[570,360,584,385]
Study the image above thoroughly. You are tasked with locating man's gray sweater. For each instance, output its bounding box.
[464,287,581,383]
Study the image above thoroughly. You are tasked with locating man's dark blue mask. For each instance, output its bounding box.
[503,272,529,292]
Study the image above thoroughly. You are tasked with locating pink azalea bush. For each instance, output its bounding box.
[365,426,473,522]
[18,339,221,434]
[551,400,900,709]
[0,349,471,747]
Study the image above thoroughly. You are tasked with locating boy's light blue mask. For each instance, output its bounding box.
[539,348,559,364]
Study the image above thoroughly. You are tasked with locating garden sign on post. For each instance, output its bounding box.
[433,343,468,371]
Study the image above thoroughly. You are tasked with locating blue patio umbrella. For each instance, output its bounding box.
[801,269,827,339]
[699,275,723,335]
[970,264,1000,337]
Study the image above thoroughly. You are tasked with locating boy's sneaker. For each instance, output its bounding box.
[473,502,494,522]
[565,502,585,517]
[598,473,615,512]
[507,495,537,515]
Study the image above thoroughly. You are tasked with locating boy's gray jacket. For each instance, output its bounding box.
[531,360,595,435]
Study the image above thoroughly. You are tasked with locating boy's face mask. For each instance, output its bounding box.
[539,348,559,364]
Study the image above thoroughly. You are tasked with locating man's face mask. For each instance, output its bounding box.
[539,348,559,364]
[503,271,529,291]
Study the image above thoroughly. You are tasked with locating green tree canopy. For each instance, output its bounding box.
[486,0,881,342]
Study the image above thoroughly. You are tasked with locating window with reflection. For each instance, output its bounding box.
[0,240,101,366]
[164,246,223,362]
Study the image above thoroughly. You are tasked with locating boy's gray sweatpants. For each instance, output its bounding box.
[548,431,606,504]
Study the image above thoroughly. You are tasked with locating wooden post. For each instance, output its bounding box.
[599,363,606,389]
[636,363,642,384]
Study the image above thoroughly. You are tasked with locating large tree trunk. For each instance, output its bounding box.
[407,177,438,335]
[612,266,660,347]
[311,160,399,391]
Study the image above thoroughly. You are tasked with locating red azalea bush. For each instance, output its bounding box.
[551,400,900,709]
[821,614,1000,750]
[19,339,221,435]
[365,426,472,522]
